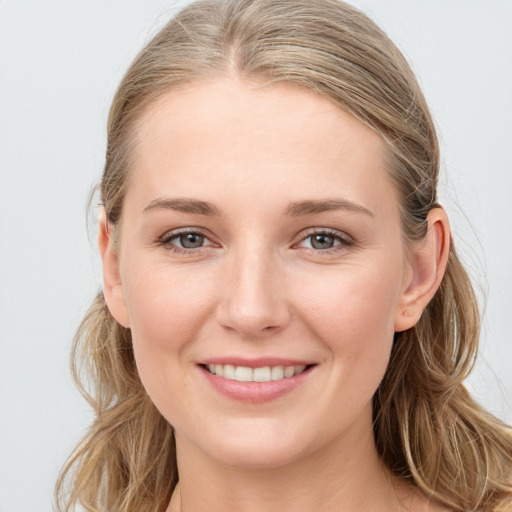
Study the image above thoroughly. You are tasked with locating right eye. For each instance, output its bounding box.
[295,228,355,254]
[158,228,216,254]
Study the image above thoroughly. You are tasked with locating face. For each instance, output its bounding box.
[104,80,419,469]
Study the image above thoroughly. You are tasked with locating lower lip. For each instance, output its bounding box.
[200,366,314,404]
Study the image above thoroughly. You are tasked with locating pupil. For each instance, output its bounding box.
[311,234,334,249]
[180,233,204,248]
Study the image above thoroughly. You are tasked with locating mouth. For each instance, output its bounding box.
[198,360,317,403]
[200,363,315,383]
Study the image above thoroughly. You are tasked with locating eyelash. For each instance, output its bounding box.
[156,227,355,255]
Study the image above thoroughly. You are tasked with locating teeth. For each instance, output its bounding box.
[284,366,295,378]
[253,367,271,382]
[235,366,253,382]
[223,364,235,379]
[271,366,284,380]
[206,364,309,382]
[294,365,306,375]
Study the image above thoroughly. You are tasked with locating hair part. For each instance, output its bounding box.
[56,1,512,511]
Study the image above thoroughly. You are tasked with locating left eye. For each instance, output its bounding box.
[298,232,350,250]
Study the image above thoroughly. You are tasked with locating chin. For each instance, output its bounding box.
[209,441,305,470]
[188,418,314,470]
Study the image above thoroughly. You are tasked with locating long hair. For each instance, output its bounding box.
[55,1,512,510]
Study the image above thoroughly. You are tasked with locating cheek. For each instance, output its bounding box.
[295,262,401,384]
[124,262,215,345]
[121,262,217,404]
[299,262,401,339]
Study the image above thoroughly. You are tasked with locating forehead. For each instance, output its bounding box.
[127,79,397,217]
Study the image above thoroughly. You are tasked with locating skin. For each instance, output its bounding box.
[100,79,451,511]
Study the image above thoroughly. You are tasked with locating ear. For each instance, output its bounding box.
[98,208,131,328]
[394,207,451,332]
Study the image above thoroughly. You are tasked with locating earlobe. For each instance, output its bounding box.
[394,208,451,332]
[98,208,131,328]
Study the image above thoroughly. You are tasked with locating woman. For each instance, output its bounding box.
[55,0,512,511]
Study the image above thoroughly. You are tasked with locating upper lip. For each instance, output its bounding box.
[199,357,316,368]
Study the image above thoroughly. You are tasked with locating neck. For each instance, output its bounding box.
[169,415,411,512]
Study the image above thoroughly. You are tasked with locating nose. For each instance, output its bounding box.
[215,247,290,338]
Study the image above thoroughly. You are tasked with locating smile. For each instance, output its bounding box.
[199,359,316,403]
[206,364,308,382]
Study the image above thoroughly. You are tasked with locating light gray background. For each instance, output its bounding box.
[1,1,511,510]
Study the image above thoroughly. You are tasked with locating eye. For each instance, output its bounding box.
[297,229,354,252]
[158,228,216,253]
[308,233,338,250]
[174,232,207,249]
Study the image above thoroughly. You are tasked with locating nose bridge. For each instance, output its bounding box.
[217,236,289,337]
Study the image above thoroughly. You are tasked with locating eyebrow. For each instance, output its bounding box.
[284,198,374,217]
[142,196,373,218]
[143,197,221,216]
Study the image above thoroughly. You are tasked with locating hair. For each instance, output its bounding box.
[55,1,512,511]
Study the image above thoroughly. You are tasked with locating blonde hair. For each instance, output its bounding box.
[55,1,512,511]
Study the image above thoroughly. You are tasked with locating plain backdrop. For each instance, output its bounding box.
[1,1,511,510]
